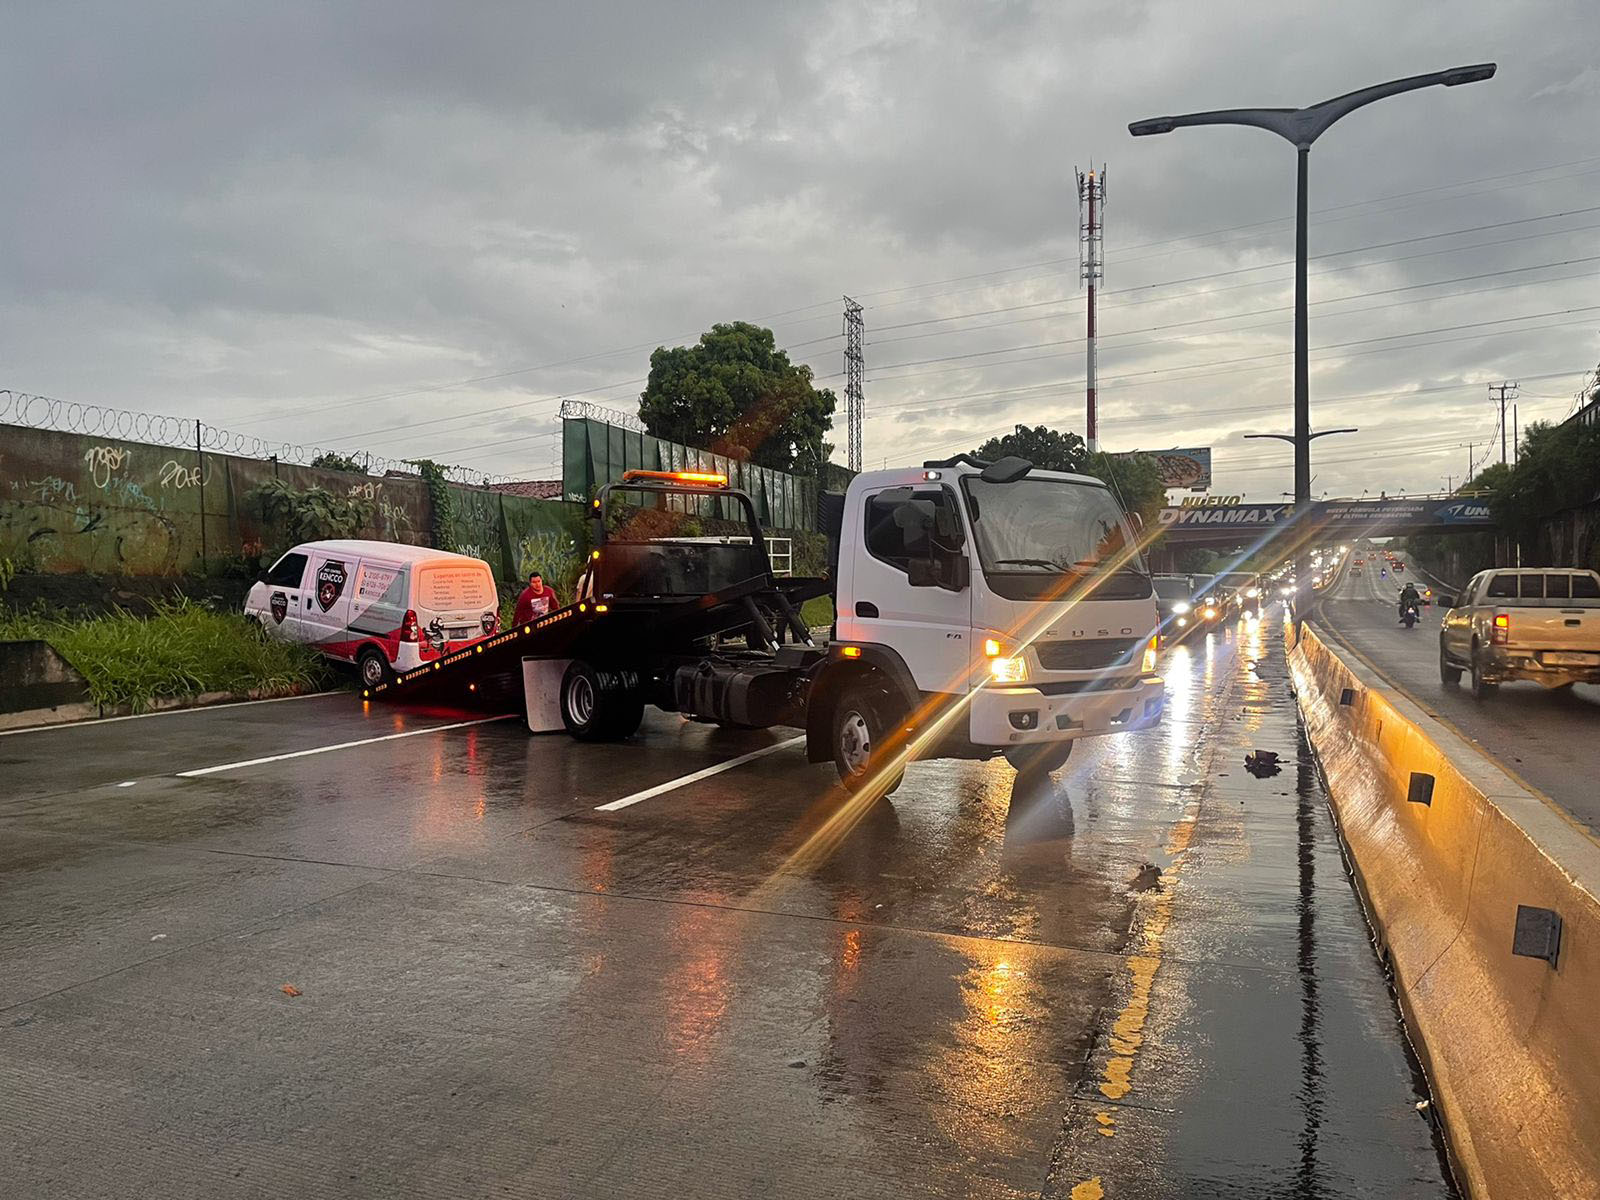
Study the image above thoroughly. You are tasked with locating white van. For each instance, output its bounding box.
[245,540,501,688]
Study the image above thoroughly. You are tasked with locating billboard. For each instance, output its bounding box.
[1111,446,1211,491]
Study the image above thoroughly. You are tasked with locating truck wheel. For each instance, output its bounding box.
[357,647,392,689]
[832,682,903,796]
[561,661,643,741]
[1438,641,1462,687]
[1005,741,1073,776]
[1470,647,1498,700]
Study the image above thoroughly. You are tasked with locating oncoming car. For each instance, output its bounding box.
[1153,574,1200,640]
[246,540,501,688]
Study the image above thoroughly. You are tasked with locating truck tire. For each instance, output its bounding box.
[1470,645,1498,701]
[831,680,903,796]
[1005,741,1073,776]
[1438,640,1462,686]
[357,646,392,690]
[560,661,642,741]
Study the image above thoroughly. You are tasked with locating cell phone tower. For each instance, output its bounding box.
[1076,166,1106,453]
[843,295,865,472]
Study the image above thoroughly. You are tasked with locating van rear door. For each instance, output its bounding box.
[416,561,497,648]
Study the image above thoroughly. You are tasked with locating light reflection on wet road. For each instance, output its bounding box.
[0,616,1454,1198]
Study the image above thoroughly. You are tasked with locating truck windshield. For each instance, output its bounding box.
[1153,577,1191,599]
[960,476,1150,599]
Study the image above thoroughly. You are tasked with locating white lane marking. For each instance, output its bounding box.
[0,689,345,738]
[595,736,806,812]
[176,715,514,777]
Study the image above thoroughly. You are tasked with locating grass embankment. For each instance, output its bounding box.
[800,595,834,629]
[0,599,333,711]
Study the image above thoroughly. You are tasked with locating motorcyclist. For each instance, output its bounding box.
[1397,581,1421,619]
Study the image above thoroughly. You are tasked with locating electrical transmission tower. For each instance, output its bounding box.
[1489,381,1518,464]
[1077,166,1106,453]
[843,295,864,472]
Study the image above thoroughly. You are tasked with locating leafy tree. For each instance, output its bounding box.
[639,322,837,475]
[1084,450,1168,526]
[309,451,369,474]
[973,424,1087,473]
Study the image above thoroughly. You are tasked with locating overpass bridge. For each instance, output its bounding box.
[1155,493,1493,550]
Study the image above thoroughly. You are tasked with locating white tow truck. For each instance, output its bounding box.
[373,453,1165,790]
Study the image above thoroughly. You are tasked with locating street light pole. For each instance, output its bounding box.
[1131,64,1495,617]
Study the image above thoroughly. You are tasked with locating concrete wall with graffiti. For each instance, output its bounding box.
[0,422,584,582]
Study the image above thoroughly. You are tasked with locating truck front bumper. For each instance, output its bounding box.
[969,675,1164,746]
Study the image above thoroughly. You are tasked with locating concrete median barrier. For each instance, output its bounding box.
[1289,622,1600,1200]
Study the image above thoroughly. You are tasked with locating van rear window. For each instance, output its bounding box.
[419,565,495,611]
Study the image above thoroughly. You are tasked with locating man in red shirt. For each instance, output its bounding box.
[513,571,559,624]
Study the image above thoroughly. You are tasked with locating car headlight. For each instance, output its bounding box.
[1176,616,1188,627]
[1172,600,1190,614]
[1141,636,1158,674]
[989,655,1027,684]
[1203,595,1215,605]
[1203,606,1217,620]
[1246,587,1260,598]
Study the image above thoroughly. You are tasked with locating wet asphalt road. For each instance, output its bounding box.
[1,623,1454,1198]
[1318,559,1600,837]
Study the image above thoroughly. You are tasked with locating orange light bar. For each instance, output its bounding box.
[1493,613,1510,628]
[621,469,728,486]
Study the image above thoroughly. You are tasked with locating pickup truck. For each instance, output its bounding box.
[1438,568,1600,698]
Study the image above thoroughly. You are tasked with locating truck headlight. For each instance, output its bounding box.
[989,655,1027,684]
[1246,587,1261,598]
[1141,636,1158,674]
[1172,600,1190,614]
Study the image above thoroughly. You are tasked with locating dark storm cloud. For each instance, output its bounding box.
[2,0,1595,497]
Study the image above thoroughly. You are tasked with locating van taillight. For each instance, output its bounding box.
[400,610,419,642]
[1491,613,1509,645]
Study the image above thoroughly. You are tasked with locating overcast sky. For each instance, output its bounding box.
[3,1,1597,500]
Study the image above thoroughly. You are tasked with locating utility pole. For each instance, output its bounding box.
[843,296,864,473]
[1490,381,1518,464]
[1513,403,1519,466]
[1466,442,1474,487]
[1077,166,1106,453]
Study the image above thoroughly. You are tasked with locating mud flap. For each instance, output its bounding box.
[522,657,573,733]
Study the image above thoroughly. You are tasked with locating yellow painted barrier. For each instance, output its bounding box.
[1289,623,1600,1200]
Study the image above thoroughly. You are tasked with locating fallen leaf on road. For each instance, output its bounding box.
[281,984,301,997]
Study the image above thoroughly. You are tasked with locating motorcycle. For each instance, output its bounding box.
[1399,600,1420,629]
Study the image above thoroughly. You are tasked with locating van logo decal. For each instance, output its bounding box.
[316,561,348,612]
[270,591,288,624]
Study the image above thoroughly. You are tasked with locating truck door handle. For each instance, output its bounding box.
[855,601,879,618]
[1566,619,1581,627]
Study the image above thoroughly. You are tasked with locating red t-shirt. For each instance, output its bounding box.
[513,583,559,625]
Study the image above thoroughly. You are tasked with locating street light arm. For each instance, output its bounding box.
[1306,426,1359,440]
[1130,108,1299,141]
[1130,64,1494,148]
[1242,433,1298,443]
[1298,64,1496,144]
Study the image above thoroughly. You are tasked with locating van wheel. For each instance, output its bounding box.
[832,680,903,796]
[1005,741,1074,776]
[1470,646,1498,700]
[560,661,642,741]
[1438,640,1462,686]
[357,647,392,689]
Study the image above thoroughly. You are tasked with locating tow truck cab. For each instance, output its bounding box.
[807,454,1163,781]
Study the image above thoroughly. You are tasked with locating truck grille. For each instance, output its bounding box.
[1034,638,1142,672]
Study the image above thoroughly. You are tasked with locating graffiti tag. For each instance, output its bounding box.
[159,460,204,489]
[83,445,130,489]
